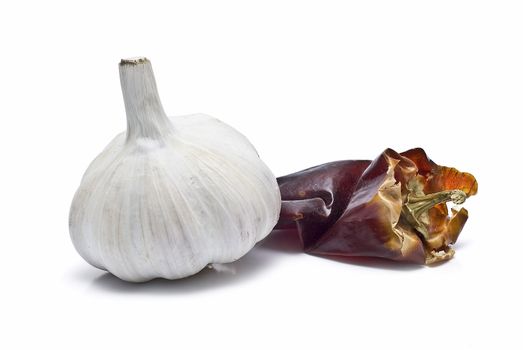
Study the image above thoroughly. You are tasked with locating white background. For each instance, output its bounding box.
[1,1,521,349]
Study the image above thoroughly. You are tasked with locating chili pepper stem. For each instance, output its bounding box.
[406,189,466,218]
[403,189,467,239]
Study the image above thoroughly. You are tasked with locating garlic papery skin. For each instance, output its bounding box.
[69,57,281,282]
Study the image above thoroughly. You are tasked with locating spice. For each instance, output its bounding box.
[276,148,477,264]
[69,58,280,282]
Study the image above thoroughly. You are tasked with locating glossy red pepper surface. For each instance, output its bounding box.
[276,148,478,264]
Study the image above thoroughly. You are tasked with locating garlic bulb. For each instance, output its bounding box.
[69,57,281,282]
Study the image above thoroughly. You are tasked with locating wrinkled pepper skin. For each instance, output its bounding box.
[276,148,478,264]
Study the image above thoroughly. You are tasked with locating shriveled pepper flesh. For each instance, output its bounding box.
[276,148,478,264]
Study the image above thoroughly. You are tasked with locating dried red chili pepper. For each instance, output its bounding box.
[276,148,478,264]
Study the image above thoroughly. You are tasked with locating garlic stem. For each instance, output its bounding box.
[119,57,173,140]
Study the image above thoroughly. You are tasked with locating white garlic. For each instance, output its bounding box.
[69,57,281,282]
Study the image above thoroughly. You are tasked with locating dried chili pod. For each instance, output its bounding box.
[276,148,478,264]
